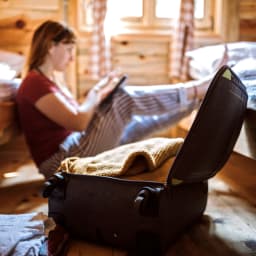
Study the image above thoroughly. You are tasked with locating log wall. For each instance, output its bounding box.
[0,0,63,57]
[239,0,256,41]
[0,0,255,97]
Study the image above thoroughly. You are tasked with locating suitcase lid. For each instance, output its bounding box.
[167,65,248,185]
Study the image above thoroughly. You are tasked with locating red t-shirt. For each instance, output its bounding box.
[16,70,76,167]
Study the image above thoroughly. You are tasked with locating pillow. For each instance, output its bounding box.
[0,50,25,80]
[186,42,256,79]
[232,58,256,80]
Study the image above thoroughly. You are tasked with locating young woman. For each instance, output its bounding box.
[16,20,213,179]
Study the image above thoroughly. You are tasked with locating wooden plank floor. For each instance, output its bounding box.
[0,134,256,255]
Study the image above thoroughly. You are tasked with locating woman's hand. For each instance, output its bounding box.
[90,71,123,105]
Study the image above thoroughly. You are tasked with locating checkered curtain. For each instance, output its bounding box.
[87,0,111,79]
[169,0,195,81]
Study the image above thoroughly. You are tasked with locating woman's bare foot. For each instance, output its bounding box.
[194,44,229,101]
[214,44,229,71]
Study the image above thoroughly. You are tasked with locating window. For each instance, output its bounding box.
[194,0,214,30]
[79,0,94,29]
[106,0,214,33]
[80,0,214,34]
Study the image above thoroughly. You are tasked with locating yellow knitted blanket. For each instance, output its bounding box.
[58,137,184,177]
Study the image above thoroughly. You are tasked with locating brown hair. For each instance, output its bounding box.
[26,20,76,72]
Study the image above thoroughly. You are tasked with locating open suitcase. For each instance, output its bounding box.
[43,65,248,255]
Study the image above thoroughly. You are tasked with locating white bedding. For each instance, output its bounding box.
[187,42,256,111]
[186,41,256,80]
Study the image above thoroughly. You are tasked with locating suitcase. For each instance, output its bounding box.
[43,65,248,255]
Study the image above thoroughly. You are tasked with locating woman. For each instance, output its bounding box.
[16,20,212,179]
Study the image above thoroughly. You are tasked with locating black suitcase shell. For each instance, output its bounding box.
[43,66,248,254]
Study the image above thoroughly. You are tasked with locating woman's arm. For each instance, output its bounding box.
[34,90,96,131]
[35,76,120,132]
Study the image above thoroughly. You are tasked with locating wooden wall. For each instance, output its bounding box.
[0,0,255,98]
[0,0,64,57]
[77,34,171,96]
[112,35,170,85]
[239,0,256,41]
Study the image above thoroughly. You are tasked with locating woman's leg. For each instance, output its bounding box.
[66,78,212,156]
[119,105,197,145]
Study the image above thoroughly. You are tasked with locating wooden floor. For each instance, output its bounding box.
[0,134,256,256]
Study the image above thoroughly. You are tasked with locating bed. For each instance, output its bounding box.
[186,41,256,160]
[0,49,23,145]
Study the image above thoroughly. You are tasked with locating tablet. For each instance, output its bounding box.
[100,75,128,106]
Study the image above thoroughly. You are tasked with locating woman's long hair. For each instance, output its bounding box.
[26,20,76,73]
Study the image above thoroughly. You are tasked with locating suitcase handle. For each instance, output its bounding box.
[42,172,65,198]
[134,186,162,217]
